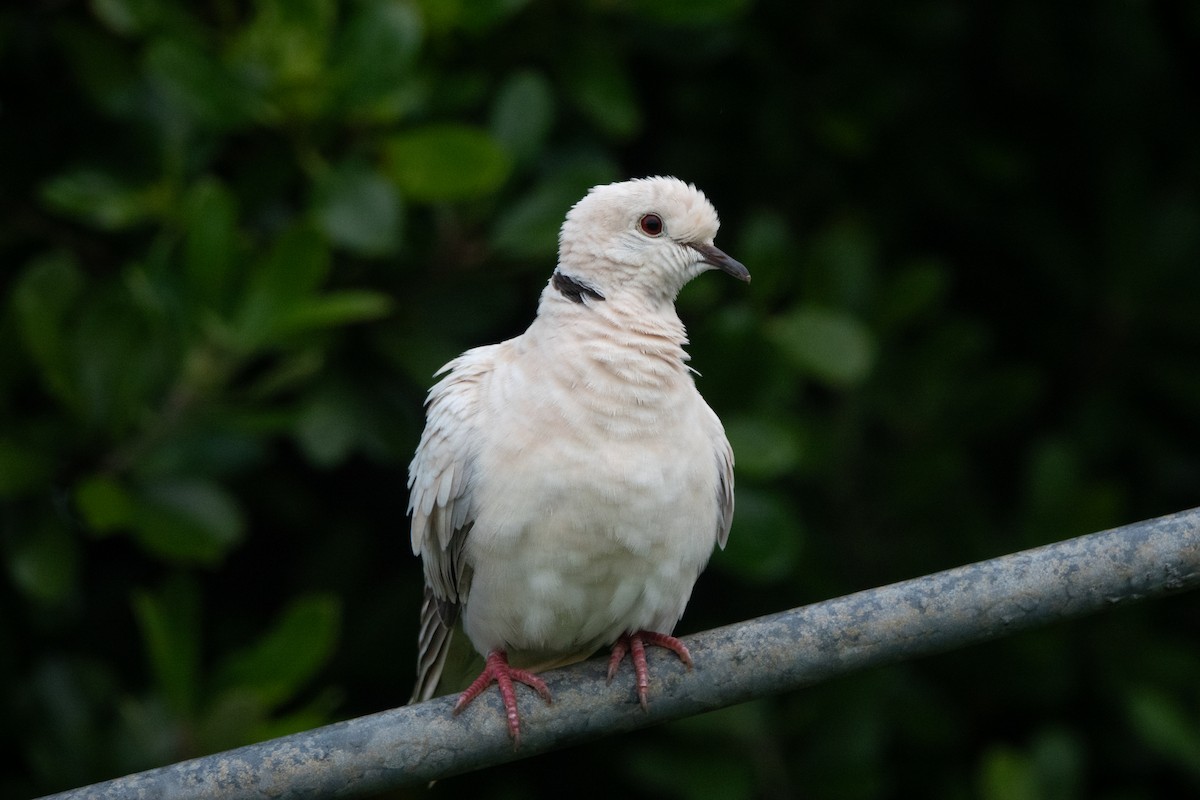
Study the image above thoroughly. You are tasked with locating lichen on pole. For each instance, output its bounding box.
[40,507,1200,800]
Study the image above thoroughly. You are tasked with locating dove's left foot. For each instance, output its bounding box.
[606,630,693,710]
[454,650,551,747]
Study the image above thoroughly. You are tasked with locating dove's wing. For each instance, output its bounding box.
[707,404,736,550]
[407,346,495,703]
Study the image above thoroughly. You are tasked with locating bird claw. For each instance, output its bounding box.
[606,630,693,710]
[454,650,551,748]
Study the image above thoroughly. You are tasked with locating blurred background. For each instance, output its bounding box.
[3,1,1200,797]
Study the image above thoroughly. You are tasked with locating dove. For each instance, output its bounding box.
[408,176,749,745]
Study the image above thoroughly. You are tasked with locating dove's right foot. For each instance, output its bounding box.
[454,650,552,747]
[606,630,693,710]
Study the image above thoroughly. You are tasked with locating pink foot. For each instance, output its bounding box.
[606,630,693,710]
[454,650,552,747]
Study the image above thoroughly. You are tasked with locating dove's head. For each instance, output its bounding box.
[555,176,750,306]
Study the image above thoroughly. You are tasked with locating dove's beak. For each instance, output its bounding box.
[689,242,751,283]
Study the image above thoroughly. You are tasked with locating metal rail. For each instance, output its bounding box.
[42,507,1200,799]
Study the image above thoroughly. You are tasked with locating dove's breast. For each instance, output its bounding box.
[459,346,724,664]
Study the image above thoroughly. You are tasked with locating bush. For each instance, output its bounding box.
[3,1,1199,797]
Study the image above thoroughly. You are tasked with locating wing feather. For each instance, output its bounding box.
[707,406,736,550]
[406,346,497,702]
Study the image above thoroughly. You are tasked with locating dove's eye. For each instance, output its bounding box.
[638,214,664,237]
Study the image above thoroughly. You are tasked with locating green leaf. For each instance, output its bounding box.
[234,225,332,348]
[295,387,361,467]
[278,290,393,336]
[733,211,795,303]
[134,423,266,479]
[977,745,1038,800]
[0,439,54,498]
[714,487,803,583]
[194,685,341,754]
[313,162,403,256]
[1126,687,1200,778]
[260,224,333,301]
[129,479,245,564]
[249,687,342,743]
[11,253,85,410]
[768,306,877,388]
[814,111,871,158]
[637,0,750,25]
[72,285,174,432]
[1025,440,1079,512]
[332,0,423,119]
[231,0,336,78]
[490,186,570,260]
[8,520,79,605]
[1028,729,1084,799]
[626,740,756,800]
[212,594,341,709]
[112,695,185,774]
[227,0,337,120]
[461,0,533,33]
[192,689,269,753]
[877,259,950,330]
[490,70,555,165]
[75,475,137,533]
[415,0,531,34]
[804,219,878,311]
[490,155,619,259]
[25,659,115,787]
[40,168,159,230]
[244,348,326,400]
[384,125,512,202]
[182,178,241,312]
[144,38,261,129]
[90,0,161,36]
[564,46,640,140]
[132,576,201,717]
[723,416,804,480]
[52,20,141,116]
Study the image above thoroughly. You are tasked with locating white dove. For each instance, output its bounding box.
[408,176,749,744]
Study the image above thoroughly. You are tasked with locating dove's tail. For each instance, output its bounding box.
[410,587,456,704]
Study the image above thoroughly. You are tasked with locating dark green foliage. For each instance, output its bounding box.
[2,1,1199,797]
